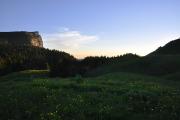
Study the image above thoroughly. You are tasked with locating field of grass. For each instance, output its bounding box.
[0,70,180,120]
[162,71,180,81]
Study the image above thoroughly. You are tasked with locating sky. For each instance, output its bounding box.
[0,0,180,58]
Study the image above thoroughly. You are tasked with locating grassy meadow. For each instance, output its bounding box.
[0,70,180,120]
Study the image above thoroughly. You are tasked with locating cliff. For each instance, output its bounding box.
[0,31,43,47]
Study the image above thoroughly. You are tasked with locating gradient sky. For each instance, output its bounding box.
[0,0,180,58]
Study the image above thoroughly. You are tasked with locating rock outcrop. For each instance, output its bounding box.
[0,31,43,47]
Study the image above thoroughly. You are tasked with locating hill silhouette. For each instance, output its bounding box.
[86,38,180,79]
[149,38,180,55]
[1,36,180,79]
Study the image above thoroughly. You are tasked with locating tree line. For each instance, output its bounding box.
[0,45,139,77]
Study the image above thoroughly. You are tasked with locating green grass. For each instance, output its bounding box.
[162,71,180,81]
[0,70,180,120]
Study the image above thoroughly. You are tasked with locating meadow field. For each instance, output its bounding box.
[0,70,180,120]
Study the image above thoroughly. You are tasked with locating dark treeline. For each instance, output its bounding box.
[1,37,180,78]
[86,38,180,77]
[0,45,139,77]
[50,54,140,77]
[0,45,75,76]
[49,38,180,78]
[80,54,140,74]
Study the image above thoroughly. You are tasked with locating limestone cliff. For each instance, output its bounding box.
[0,31,43,47]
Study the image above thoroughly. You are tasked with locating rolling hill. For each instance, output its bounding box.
[86,38,180,79]
[149,38,180,55]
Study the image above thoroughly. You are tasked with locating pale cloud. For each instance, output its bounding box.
[43,29,99,50]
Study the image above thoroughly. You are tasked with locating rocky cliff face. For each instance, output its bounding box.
[0,31,43,47]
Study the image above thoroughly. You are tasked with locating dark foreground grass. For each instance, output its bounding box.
[0,70,180,120]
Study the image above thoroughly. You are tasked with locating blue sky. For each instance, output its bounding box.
[0,0,180,58]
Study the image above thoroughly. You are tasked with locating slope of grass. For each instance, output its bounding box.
[0,70,49,81]
[86,55,180,77]
[162,71,180,81]
[0,70,180,120]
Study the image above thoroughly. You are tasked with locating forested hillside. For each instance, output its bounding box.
[0,38,180,79]
[86,38,180,79]
[0,45,74,76]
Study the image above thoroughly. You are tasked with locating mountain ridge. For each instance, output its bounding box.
[148,38,180,55]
